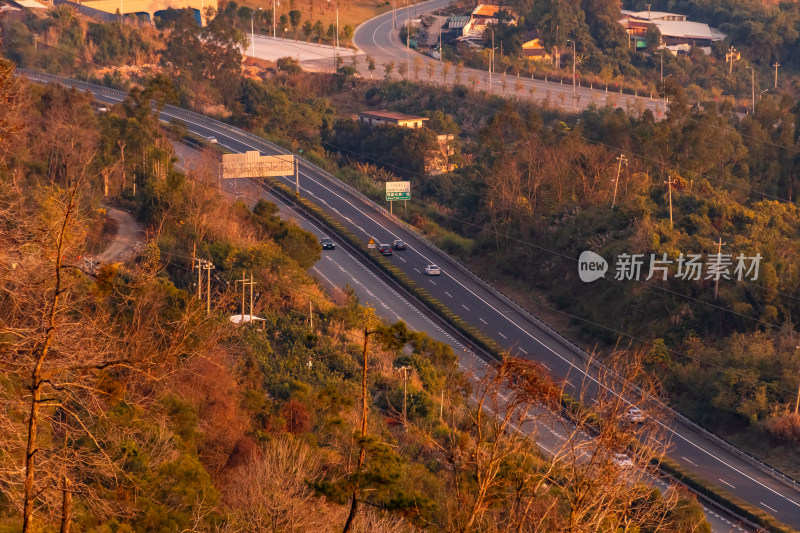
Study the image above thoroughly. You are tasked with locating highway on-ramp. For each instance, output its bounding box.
[20,69,800,531]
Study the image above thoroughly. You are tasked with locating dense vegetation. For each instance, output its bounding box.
[7,0,800,522]
[0,45,713,531]
[333,77,800,472]
[443,0,800,106]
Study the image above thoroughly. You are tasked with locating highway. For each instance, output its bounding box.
[175,143,745,533]
[19,69,800,531]
[350,0,669,116]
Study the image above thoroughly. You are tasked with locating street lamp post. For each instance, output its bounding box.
[567,38,576,112]
[251,7,262,57]
[273,0,279,38]
[486,27,495,93]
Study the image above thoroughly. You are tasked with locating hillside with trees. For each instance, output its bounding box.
[0,44,714,531]
[13,0,798,474]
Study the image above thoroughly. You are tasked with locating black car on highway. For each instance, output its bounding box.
[321,237,336,250]
[379,243,393,256]
[392,239,406,250]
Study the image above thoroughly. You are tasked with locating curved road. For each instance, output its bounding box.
[20,69,800,532]
[352,0,668,116]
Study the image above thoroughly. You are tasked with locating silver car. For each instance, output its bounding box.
[424,264,441,276]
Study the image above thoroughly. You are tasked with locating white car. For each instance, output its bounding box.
[424,264,441,276]
[613,453,633,468]
[207,136,218,144]
[625,407,645,424]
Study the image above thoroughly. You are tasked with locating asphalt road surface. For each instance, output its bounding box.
[351,0,669,116]
[20,69,797,532]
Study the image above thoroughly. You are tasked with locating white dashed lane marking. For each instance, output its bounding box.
[718,478,736,489]
[682,456,697,467]
[445,291,452,298]
[462,304,470,311]
[761,502,778,514]
[479,318,488,324]
[499,332,507,339]
[429,279,436,286]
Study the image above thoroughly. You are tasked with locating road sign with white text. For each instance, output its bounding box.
[386,181,411,201]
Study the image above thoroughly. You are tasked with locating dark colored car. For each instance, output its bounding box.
[321,237,336,250]
[379,243,393,256]
[392,239,406,250]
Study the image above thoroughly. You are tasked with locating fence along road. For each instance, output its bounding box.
[18,68,800,530]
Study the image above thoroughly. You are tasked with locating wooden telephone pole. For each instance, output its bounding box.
[202,261,215,315]
[395,366,411,429]
[664,175,675,229]
[611,154,627,209]
[714,238,726,300]
[235,272,257,322]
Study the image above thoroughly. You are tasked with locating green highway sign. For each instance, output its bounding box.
[386,181,411,201]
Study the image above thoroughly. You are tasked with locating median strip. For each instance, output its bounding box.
[263,167,799,533]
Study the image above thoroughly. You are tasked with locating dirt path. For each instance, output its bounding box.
[96,207,145,263]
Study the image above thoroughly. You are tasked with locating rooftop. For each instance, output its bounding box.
[359,110,429,122]
[619,13,724,41]
[620,10,686,21]
[654,19,714,40]
[448,15,470,29]
[12,0,48,8]
[520,29,541,44]
[471,4,500,18]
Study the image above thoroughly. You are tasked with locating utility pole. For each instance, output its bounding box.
[405,0,409,53]
[726,46,738,76]
[203,261,214,315]
[235,272,254,322]
[664,174,674,229]
[611,154,627,209]
[249,272,256,319]
[773,62,780,88]
[713,238,726,300]
[273,0,279,38]
[795,346,800,413]
[747,66,755,115]
[489,28,494,92]
[395,366,411,428]
[194,258,205,300]
[251,7,262,57]
[567,39,576,112]
[438,7,442,61]
[117,141,126,193]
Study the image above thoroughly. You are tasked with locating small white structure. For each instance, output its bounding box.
[229,314,265,324]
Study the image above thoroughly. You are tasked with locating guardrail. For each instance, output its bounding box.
[18,66,800,502]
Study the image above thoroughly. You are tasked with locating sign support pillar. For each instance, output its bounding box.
[294,157,300,198]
